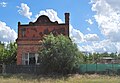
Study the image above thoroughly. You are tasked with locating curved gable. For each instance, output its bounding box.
[29,15,58,26]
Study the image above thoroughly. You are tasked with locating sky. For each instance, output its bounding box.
[0,0,120,53]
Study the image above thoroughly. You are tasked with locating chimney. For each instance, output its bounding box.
[18,22,21,26]
[65,13,69,25]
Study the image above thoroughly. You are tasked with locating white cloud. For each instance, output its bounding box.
[0,21,17,42]
[84,34,99,41]
[87,27,91,31]
[70,26,84,43]
[85,19,93,25]
[106,0,120,11]
[81,0,120,53]
[92,40,117,53]
[79,0,120,53]
[17,3,32,19]
[0,2,7,7]
[33,9,63,23]
[80,40,118,53]
[91,0,120,42]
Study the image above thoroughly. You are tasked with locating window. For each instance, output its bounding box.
[22,53,39,65]
[22,53,29,65]
[29,53,35,65]
[21,28,26,37]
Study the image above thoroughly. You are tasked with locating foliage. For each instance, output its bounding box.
[38,34,83,74]
[0,41,4,51]
[0,42,17,64]
[82,52,120,64]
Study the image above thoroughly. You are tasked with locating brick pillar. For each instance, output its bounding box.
[65,13,70,36]
[65,13,69,25]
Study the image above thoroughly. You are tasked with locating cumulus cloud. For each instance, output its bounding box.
[81,0,120,53]
[92,40,117,53]
[80,40,118,53]
[17,3,32,19]
[85,19,93,25]
[91,0,120,42]
[70,26,84,43]
[0,2,7,7]
[106,0,120,11]
[33,9,63,23]
[84,34,99,41]
[0,21,17,42]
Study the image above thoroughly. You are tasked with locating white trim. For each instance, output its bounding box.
[35,53,39,65]
[28,52,29,65]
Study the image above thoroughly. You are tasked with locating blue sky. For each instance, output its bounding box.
[0,0,120,53]
[0,0,95,32]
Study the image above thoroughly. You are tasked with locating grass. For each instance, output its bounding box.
[0,74,120,83]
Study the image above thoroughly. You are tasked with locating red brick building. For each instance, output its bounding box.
[16,13,69,65]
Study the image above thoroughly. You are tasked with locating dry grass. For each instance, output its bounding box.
[0,74,120,83]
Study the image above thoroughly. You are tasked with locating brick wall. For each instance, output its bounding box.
[17,45,40,64]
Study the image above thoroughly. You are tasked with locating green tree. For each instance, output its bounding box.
[101,52,109,57]
[110,52,117,59]
[38,34,82,74]
[0,42,17,64]
[92,53,100,63]
[0,41,4,51]
[82,54,88,63]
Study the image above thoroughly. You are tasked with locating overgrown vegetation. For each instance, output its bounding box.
[38,34,83,74]
[38,34,120,74]
[0,74,119,83]
[82,52,120,64]
[0,42,17,64]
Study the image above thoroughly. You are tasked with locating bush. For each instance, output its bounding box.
[38,34,83,75]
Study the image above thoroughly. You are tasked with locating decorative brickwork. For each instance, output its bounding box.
[16,13,69,65]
